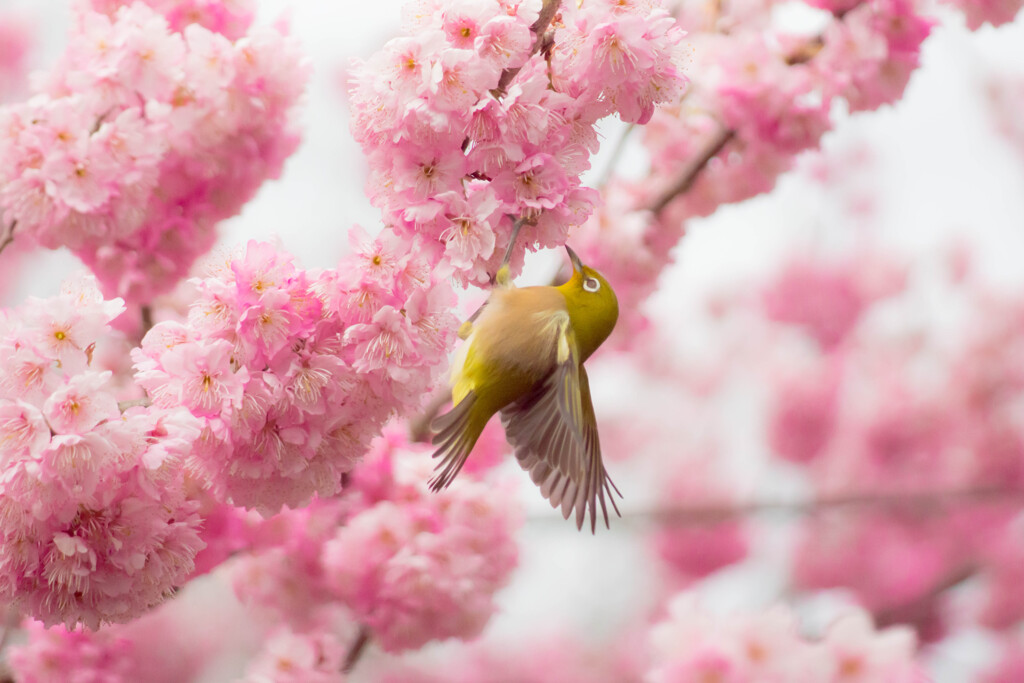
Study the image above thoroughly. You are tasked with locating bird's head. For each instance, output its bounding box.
[559,245,619,361]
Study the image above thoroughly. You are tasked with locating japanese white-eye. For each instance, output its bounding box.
[430,246,621,531]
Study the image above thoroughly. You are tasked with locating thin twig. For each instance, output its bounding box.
[409,391,450,443]
[643,1,865,217]
[647,127,735,217]
[140,305,154,337]
[0,607,19,682]
[491,0,562,98]
[874,564,978,630]
[342,625,371,674]
[498,216,528,274]
[0,220,16,257]
[526,487,1024,525]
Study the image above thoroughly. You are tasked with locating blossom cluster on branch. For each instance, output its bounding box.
[349,0,688,286]
[648,595,926,682]
[0,1,307,305]
[232,428,521,654]
[0,277,204,628]
[0,0,1021,678]
[134,238,457,514]
[742,250,1024,639]
[571,0,1021,338]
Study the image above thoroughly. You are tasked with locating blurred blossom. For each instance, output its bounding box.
[647,595,926,682]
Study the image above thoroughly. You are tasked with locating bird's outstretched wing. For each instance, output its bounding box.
[429,390,480,492]
[500,319,621,532]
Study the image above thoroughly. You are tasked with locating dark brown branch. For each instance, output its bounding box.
[491,0,561,98]
[140,305,155,337]
[0,607,20,683]
[0,220,16,257]
[874,564,977,632]
[648,127,735,217]
[646,486,1024,524]
[785,37,824,65]
[644,2,866,218]
[342,625,371,674]
[409,391,450,444]
[526,486,1024,525]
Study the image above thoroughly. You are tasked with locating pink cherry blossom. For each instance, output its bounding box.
[134,240,456,515]
[647,595,926,683]
[319,431,521,653]
[90,0,257,41]
[7,620,136,683]
[0,3,309,304]
[241,626,348,683]
[0,278,205,629]
[349,0,687,286]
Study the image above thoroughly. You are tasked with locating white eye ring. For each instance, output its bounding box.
[583,277,600,293]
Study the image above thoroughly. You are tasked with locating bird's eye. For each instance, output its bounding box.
[583,277,600,293]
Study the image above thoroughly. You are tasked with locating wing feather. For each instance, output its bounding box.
[500,319,622,532]
[429,392,480,492]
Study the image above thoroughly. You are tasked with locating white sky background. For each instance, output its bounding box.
[2,0,1024,680]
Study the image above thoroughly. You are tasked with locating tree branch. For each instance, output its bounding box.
[0,220,16,257]
[491,0,562,98]
[647,127,735,217]
[342,625,371,674]
[140,305,155,337]
[644,2,864,217]
[526,486,1024,525]
[873,563,978,632]
[409,390,450,444]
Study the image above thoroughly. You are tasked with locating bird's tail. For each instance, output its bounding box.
[429,392,486,491]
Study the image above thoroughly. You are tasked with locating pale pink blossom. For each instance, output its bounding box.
[42,371,120,435]
[0,282,204,629]
[320,432,521,653]
[647,596,925,683]
[241,627,348,683]
[1,3,309,304]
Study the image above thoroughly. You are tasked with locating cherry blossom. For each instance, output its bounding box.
[0,276,204,628]
[0,2,308,304]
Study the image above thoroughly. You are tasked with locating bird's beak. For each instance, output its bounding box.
[565,245,584,274]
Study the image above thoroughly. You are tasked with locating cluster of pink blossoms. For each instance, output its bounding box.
[349,0,687,285]
[133,239,458,514]
[571,0,944,336]
[647,595,926,682]
[89,0,257,40]
[8,620,136,682]
[9,591,231,683]
[232,428,521,655]
[321,438,520,652]
[0,1,308,304]
[725,250,1024,641]
[0,277,204,628]
[239,626,348,683]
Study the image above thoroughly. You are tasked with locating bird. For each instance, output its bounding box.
[429,244,622,532]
